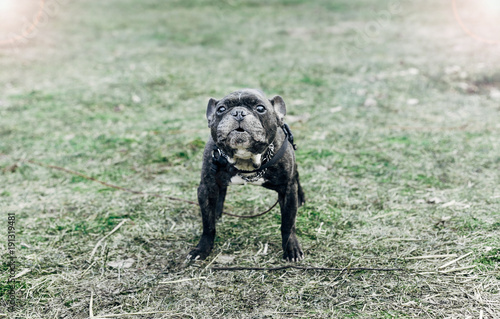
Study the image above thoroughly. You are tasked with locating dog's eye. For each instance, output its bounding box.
[256,105,266,113]
[217,106,227,113]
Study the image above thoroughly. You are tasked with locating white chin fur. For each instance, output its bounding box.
[229,175,266,186]
[228,151,262,170]
[234,149,253,159]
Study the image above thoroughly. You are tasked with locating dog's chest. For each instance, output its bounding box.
[229,174,266,186]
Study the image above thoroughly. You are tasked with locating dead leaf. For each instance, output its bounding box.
[132,94,141,103]
[330,106,343,113]
[107,258,135,269]
[364,97,377,107]
[441,201,470,209]
[407,98,419,106]
[216,255,235,264]
[489,88,500,100]
[14,268,31,279]
[407,68,419,75]
[3,163,18,173]
[440,216,452,222]
[441,200,456,208]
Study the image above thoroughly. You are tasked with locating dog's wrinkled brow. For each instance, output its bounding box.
[223,95,263,107]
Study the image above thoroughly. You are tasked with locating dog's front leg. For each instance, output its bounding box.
[279,181,304,262]
[187,182,219,260]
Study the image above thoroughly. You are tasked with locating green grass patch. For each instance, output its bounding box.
[1,0,499,317]
[476,249,500,266]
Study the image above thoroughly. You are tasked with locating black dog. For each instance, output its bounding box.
[187,89,305,262]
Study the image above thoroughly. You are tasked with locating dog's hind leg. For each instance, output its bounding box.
[215,186,227,220]
[295,167,305,207]
[297,179,305,207]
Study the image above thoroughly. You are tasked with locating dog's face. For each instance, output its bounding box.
[206,89,286,160]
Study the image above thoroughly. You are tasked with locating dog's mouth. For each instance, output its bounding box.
[226,127,253,149]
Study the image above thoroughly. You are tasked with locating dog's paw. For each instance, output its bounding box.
[282,237,304,262]
[186,247,211,261]
[186,235,214,262]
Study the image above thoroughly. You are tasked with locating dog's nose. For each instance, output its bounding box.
[231,109,247,121]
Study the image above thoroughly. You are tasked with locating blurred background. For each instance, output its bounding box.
[1,0,499,317]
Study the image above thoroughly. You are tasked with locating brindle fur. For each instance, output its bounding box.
[187,89,305,262]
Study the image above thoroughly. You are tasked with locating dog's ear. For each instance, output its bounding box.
[206,98,218,127]
[269,95,286,125]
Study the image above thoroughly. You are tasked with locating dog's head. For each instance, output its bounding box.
[206,89,286,160]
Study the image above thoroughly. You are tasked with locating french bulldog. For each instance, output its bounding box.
[187,89,305,262]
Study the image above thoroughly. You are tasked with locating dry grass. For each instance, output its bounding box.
[1,0,499,318]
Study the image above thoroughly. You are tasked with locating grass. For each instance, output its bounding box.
[1,0,500,317]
